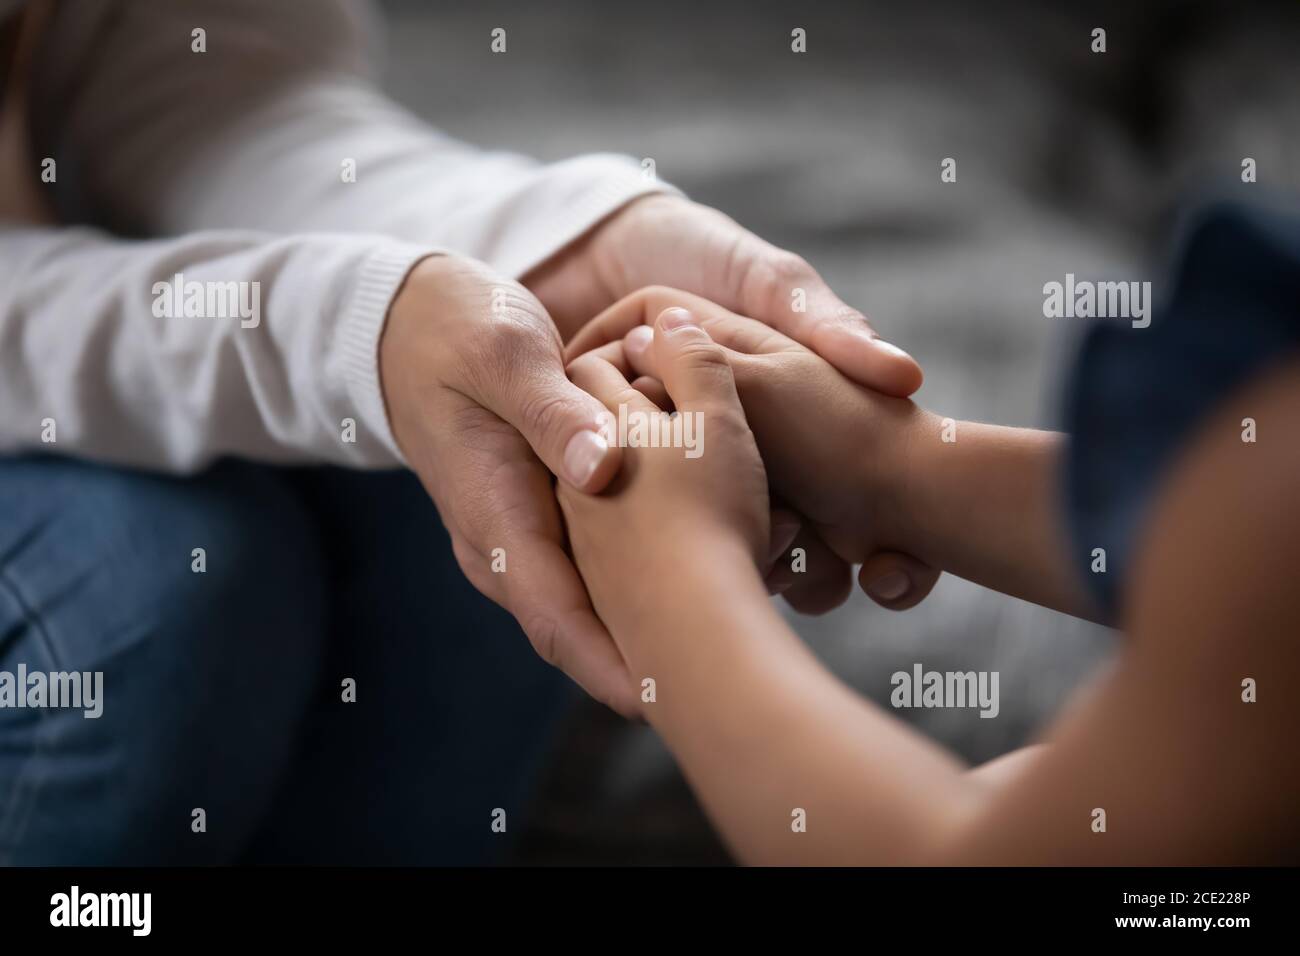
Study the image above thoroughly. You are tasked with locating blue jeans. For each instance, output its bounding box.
[0,456,573,865]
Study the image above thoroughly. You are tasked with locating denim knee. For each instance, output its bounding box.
[0,457,327,864]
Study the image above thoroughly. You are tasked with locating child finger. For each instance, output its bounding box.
[859,552,942,611]
[567,347,660,419]
[650,307,743,417]
[630,375,671,410]
[779,527,854,615]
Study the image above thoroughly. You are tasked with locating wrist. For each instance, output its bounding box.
[357,247,445,465]
[605,523,765,644]
[861,402,942,553]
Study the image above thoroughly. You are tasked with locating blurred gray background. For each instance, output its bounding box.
[377,0,1300,863]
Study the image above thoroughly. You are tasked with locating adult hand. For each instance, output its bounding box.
[380,254,637,713]
[531,194,936,610]
[526,194,923,395]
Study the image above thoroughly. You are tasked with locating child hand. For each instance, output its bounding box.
[566,287,939,605]
[557,308,770,644]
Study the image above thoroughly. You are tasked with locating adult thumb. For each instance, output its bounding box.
[496,363,624,493]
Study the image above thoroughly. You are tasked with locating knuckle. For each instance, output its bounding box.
[677,336,731,371]
[486,309,549,358]
[474,284,551,349]
[742,251,812,310]
[769,251,813,283]
[460,308,557,398]
[517,388,579,443]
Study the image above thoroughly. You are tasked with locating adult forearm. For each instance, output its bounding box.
[0,224,430,471]
[30,0,669,277]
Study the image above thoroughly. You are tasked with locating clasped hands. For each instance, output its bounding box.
[379,194,937,715]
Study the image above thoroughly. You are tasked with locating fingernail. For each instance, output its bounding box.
[871,338,914,361]
[563,429,608,488]
[625,324,654,356]
[659,307,697,332]
[834,323,910,358]
[867,571,909,601]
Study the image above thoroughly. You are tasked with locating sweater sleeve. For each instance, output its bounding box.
[0,224,433,471]
[28,0,675,277]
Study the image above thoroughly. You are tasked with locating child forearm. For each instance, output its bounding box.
[886,415,1102,622]
[618,536,978,865]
